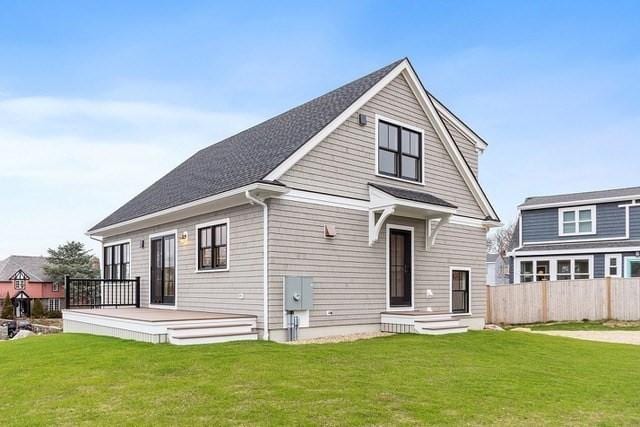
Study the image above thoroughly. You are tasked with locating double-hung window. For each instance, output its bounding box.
[559,206,596,236]
[48,298,60,311]
[103,242,130,280]
[197,221,228,271]
[377,120,422,182]
[605,254,622,278]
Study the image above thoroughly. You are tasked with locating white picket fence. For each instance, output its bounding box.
[486,278,640,324]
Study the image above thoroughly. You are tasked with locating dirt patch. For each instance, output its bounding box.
[285,332,393,345]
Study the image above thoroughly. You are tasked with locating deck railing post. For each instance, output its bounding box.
[64,275,70,309]
[135,276,141,308]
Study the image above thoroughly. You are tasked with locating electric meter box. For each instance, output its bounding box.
[284,276,314,311]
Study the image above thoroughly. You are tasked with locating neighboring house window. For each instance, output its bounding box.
[520,261,534,282]
[197,220,228,271]
[557,260,572,280]
[104,242,130,280]
[605,254,622,278]
[14,279,25,290]
[500,262,510,276]
[48,298,60,311]
[377,120,422,182]
[535,261,550,281]
[558,206,596,236]
[53,283,60,292]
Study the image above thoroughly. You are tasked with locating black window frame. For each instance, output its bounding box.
[197,223,228,271]
[103,242,130,280]
[377,120,422,183]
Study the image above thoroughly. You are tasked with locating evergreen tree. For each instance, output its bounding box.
[32,299,45,318]
[43,241,100,285]
[1,292,14,319]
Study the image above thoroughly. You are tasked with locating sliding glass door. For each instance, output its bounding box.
[151,234,176,305]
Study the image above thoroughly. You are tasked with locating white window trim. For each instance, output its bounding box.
[513,255,594,283]
[449,266,472,315]
[48,298,61,311]
[102,239,132,279]
[52,283,60,292]
[194,218,230,273]
[558,206,597,237]
[385,223,415,311]
[623,256,640,278]
[374,114,425,186]
[148,229,178,309]
[605,254,622,278]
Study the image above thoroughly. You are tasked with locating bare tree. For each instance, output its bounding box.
[487,222,516,256]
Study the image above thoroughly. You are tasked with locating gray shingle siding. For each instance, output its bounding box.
[631,207,640,239]
[521,202,627,243]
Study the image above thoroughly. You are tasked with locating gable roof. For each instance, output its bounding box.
[90,58,498,233]
[368,183,457,209]
[520,186,640,209]
[0,256,50,282]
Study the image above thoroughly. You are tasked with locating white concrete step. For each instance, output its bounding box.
[414,318,468,335]
[169,332,258,345]
[167,323,254,338]
[415,325,468,335]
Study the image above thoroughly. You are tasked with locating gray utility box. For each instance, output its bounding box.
[284,276,314,311]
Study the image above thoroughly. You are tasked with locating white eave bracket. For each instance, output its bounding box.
[369,206,395,246]
[426,215,451,251]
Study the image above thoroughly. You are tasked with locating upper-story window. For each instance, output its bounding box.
[377,119,422,183]
[558,206,596,236]
[14,279,25,290]
[197,219,229,271]
[104,242,130,280]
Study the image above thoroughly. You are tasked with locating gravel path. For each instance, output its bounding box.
[533,330,640,346]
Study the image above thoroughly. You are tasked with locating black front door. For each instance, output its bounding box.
[389,229,412,307]
[451,270,469,313]
[151,235,176,305]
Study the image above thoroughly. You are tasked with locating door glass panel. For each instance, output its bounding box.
[150,239,163,304]
[630,261,640,277]
[389,230,411,307]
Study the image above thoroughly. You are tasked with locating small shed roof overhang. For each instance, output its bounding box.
[368,184,458,250]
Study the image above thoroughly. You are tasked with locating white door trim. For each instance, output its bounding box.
[385,223,415,311]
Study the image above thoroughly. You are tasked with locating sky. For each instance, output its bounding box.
[0,1,639,258]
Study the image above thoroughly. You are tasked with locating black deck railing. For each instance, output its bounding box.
[65,275,140,309]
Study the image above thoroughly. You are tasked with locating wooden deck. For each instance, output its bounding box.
[62,308,258,344]
[68,308,255,323]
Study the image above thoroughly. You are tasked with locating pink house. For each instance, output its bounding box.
[0,256,65,318]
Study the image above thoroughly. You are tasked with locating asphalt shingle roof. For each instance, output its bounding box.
[368,183,457,209]
[0,256,50,282]
[90,59,406,231]
[520,186,640,208]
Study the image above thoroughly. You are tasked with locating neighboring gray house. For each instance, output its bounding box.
[508,187,640,284]
[486,253,509,285]
[63,58,500,344]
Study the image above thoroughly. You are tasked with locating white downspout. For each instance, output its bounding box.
[245,190,269,340]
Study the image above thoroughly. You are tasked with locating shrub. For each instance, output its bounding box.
[32,299,45,318]
[46,310,62,319]
[1,292,14,319]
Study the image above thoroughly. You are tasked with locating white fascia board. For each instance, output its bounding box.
[519,195,640,211]
[509,246,640,256]
[429,96,488,151]
[263,59,409,182]
[87,182,288,238]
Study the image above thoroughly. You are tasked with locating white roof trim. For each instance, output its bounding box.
[263,59,498,221]
[520,194,640,210]
[87,182,288,237]
[369,186,457,215]
[509,245,640,256]
[429,96,488,151]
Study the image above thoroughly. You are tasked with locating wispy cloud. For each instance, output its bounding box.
[0,96,261,258]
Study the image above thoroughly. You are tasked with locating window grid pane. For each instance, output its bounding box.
[377,120,420,182]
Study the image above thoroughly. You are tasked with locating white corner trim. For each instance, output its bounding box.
[449,266,472,314]
[147,229,178,309]
[558,205,597,237]
[194,218,230,273]
[264,59,409,182]
[374,114,425,185]
[385,224,415,311]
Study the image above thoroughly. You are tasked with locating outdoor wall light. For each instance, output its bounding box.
[358,113,367,126]
[180,231,189,241]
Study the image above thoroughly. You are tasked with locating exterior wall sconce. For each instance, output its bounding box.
[180,231,189,241]
[140,239,145,249]
[358,113,367,126]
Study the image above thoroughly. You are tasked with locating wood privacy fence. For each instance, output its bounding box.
[486,278,640,325]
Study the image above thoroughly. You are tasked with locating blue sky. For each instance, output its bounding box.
[1,1,639,258]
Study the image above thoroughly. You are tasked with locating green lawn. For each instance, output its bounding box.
[1,332,639,426]
[514,320,640,331]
